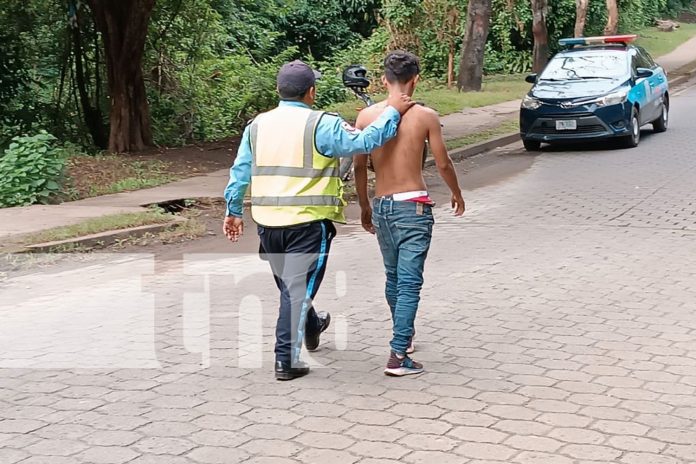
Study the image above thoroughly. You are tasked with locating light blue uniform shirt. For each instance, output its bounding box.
[224,100,401,217]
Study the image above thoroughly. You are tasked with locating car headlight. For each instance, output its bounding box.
[594,89,629,107]
[521,95,541,110]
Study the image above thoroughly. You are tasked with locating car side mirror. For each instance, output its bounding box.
[636,68,654,79]
[525,73,538,84]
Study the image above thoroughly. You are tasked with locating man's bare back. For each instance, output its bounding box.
[356,102,438,196]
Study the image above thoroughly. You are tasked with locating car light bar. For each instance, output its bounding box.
[559,34,638,46]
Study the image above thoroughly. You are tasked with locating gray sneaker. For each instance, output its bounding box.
[384,351,424,377]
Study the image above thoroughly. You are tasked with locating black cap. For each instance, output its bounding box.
[277,60,322,98]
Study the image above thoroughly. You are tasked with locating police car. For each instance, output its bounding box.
[520,35,669,151]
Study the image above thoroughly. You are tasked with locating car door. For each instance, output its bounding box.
[629,52,650,124]
[636,47,663,121]
[641,47,668,106]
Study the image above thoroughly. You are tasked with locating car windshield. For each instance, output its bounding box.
[540,51,628,81]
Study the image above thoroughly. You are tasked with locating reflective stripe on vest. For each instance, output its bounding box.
[252,166,340,178]
[251,195,344,207]
[249,106,345,227]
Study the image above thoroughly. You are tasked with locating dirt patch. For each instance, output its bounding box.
[678,0,696,22]
[66,156,171,199]
[106,197,222,251]
[135,138,240,175]
[66,139,240,200]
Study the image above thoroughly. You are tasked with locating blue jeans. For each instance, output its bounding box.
[372,198,434,355]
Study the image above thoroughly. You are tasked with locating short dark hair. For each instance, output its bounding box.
[384,51,420,84]
[278,87,310,100]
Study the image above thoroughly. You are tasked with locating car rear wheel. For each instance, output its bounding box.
[653,98,669,133]
[622,108,641,149]
[523,140,541,151]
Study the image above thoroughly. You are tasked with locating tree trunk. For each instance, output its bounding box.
[604,0,619,35]
[447,46,455,88]
[531,0,549,73]
[87,0,155,153]
[574,0,589,37]
[457,0,492,92]
[71,16,108,149]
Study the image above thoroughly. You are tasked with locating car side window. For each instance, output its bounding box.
[634,48,652,69]
[630,54,638,77]
[638,47,657,68]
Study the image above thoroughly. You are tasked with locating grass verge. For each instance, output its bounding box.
[636,23,696,58]
[325,74,529,121]
[21,210,173,246]
[446,119,519,151]
[66,156,177,199]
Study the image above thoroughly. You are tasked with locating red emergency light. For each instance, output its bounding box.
[559,34,638,47]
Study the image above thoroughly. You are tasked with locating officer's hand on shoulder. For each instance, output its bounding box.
[387,93,416,116]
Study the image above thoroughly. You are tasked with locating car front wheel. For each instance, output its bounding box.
[653,98,669,133]
[622,108,641,149]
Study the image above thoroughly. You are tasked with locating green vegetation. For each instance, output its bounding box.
[83,161,175,197]
[327,75,530,121]
[22,210,173,245]
[4,0,693,154]
[91,177,172,196]
[636,24,696,58]
[423,77,530,113]
[446,119,520,151]
[0,131,66,207]
[64,155,178,200]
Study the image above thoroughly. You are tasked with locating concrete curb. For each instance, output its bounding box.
[425,132,520,168]
[669,67,696,88]
[21,216,188,253]
[667,59,696,88]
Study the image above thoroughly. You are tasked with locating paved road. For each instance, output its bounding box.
[2,85,696,464]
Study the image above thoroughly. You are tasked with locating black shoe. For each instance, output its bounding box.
[305,311,331,352]
[275,360,310,381]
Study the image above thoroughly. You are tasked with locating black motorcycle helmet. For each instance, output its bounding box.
[342,65,370,90]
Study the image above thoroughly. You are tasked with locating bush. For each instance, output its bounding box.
[149,50,294,144]
[0,131,66,207]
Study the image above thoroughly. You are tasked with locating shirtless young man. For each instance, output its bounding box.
[354,51,465,376]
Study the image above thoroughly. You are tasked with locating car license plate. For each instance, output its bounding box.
[556,120,577,131]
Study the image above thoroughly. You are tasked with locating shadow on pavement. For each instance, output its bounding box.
[538,129,659,153]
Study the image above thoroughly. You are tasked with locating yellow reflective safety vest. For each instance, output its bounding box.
[249,105,346,227]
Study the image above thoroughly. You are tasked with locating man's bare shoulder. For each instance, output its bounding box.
[355,102,387,128]
[411,104,440,122]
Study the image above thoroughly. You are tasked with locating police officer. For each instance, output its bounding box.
[223,60,414,380]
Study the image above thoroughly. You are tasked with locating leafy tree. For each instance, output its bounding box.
[575,0,590,36]
[381,0,425,52]
[343,0,383,37]
[67,1,108,149]
[87,0,156,153]
[531,0,550,72]
[458,0,493,91]
[0,32,28,113]
[277,0,360,60]
[423,0,461,86]
[604,0,619,34]
[210,0,284,60]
